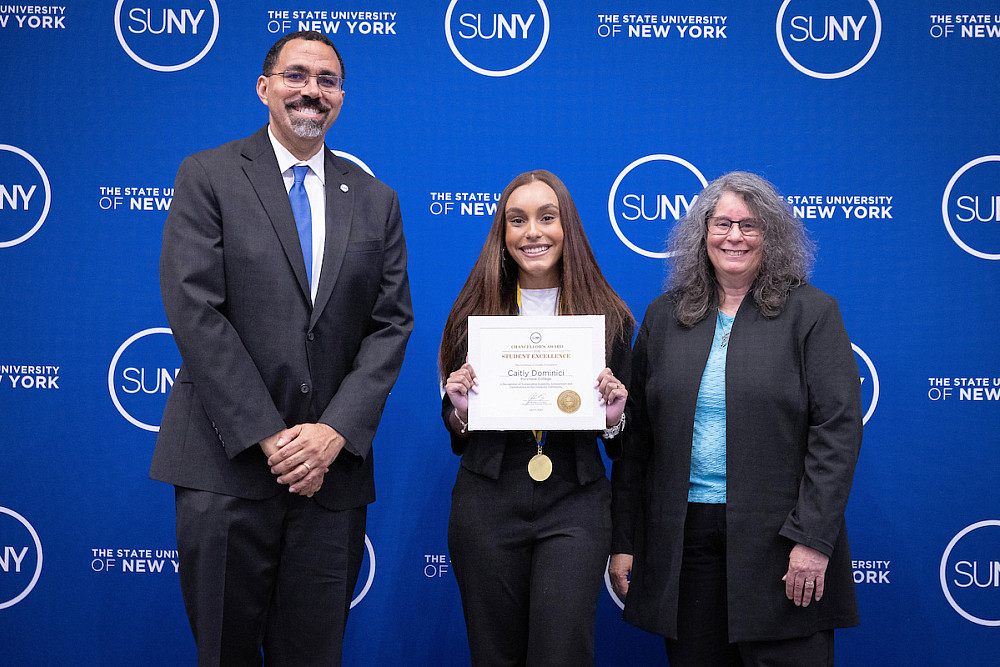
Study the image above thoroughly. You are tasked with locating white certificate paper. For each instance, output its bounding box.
[467,315,605,431]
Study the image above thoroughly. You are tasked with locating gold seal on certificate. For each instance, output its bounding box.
[557,390,581,413]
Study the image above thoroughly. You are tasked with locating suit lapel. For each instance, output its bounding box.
[241,127,311,302]
[311,150,354,325]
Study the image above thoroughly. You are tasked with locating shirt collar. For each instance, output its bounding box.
[266,125,326,185]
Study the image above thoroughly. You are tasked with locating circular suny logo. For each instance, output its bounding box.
[776,0,882,79]
[115,0,220,72]
[940,520,1000,626]
[0,507,43,610]
[351,534,376,608]
[608,155,708,259]
[0,145,51,248]
[445,0,550,77]
[604,558,625,610]
[331,149,375,177]
[942,156,1000,260]
[852,343,879,425]
[108,328,181,432]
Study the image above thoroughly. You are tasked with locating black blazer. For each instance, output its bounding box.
[151,126,413,511]
[612,284,861,641]
[443,334,631,485]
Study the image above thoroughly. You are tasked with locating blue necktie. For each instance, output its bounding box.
[289,165,312,288]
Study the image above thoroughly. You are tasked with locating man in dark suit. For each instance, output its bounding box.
[151,30,412,666]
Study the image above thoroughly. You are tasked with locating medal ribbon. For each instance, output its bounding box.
[515,282,559,448]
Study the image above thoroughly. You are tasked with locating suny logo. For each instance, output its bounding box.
[0,507,43,610]
[108,328,181,432]
[608,155,708,259]
[942,155,1000,260]
[853,343,879,425]
[776,0,881,79]
[940,520,1000,626]
[331,149,375,177]
[604,558,625,610]
[0,145,51,248]
[352,535,376,608]
[115,0,219,72]
[445,0,550,76]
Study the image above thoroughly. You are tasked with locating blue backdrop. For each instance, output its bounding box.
[2,1,999,664]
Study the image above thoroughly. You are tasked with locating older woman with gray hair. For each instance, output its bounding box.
[609,171,862,665]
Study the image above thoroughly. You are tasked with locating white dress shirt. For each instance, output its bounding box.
[267,126,326,302]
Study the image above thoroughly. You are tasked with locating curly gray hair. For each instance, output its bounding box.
[667,171,815,326]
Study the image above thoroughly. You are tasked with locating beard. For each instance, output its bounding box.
[290,115,326,138]
[286,97,329,139]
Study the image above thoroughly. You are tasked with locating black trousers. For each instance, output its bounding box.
[448,439,611,667]
[665,503,834,667]
[175,487,367,667]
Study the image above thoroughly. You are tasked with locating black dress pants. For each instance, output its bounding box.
[175,487,367,667]
[448,438,611,666]
[665,502,834,667]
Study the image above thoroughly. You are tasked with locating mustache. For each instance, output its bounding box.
[287,98,330,113]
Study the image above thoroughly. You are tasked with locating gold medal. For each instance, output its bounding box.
[528,453,553,481]
[557,390,581,413]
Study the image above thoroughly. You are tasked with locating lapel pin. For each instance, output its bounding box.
[340,183,349,192]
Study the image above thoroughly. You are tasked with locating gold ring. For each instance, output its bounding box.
[301,461,312,472]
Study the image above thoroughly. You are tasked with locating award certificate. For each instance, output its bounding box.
[467,315,605,431]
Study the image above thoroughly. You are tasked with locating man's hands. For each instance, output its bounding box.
[261,423,347,498]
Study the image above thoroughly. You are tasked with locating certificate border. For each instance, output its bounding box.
[467,315,606,431]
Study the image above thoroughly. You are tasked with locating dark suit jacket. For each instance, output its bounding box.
[443,334,631,484]
[611,284,861,641]
[151,126,413,511]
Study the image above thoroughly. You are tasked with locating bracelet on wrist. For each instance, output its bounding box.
[603,412,626,439]
[453,408,468,435]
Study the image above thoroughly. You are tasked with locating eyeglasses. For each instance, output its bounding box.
[707,216,762,237]
[270,70,343,92]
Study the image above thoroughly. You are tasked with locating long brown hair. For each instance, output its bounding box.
[439,170,634,379]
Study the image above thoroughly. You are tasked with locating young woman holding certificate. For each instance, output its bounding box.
[439,170,634,666]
